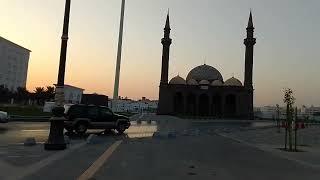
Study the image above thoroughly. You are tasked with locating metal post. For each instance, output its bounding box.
[112,0,126,111]
[44,0,71,150]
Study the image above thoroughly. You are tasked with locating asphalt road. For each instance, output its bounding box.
[22,133,320,180]
[0,121,158,146]
[0,118,273,146]
[93,135,320,180]
[2,117,318,180]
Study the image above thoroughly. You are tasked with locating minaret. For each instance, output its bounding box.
[157,12,172,115]
[244,11,256,89]
[160,12,172,84]
[244,11,256,120]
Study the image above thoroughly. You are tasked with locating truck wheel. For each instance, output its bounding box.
[75,122,88,135]
[116,124,126,134]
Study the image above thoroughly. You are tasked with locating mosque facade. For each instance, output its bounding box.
[157,12,256,119]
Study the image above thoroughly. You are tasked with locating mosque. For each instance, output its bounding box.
[157,12,256,119]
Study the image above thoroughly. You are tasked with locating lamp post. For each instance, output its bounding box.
[44,0,71,150]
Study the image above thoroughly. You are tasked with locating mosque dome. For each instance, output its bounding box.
[187,79,198,85]
[224,77,243,86]
[186,64,223,83]
[211,80,223,86]
[169,75,186,85]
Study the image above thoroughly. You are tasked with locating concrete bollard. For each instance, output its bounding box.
[64,135,71,144]
[24,137,37,146]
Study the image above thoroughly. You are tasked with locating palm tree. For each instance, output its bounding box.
[45,86,55,101]
[0,85,12,103]
[34,87,45,105]
[16,87,30,104]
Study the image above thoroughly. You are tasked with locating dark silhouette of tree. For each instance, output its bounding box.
[34,87,45,105]
[283,88,295,151]
[45,86,55,101]
[0,85,12,103]
[15,87,30,104]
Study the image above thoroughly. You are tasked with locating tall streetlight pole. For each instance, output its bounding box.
[44,0,71,150]
[112,0,126,111]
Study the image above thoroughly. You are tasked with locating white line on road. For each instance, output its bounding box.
[8,142,86,180]
[78,140,122,180]
[21,130,48,132]
[9,142,45,146]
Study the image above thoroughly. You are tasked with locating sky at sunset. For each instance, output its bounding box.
[0,0,319,106]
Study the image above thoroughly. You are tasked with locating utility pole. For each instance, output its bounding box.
[112,0,126,111]
[44,0,71,150]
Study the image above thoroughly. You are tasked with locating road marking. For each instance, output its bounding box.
[7,141,46,146]
[21,130,48,132]
[7,155,21,158]
[78,140,122,180]
[10,142,86,180]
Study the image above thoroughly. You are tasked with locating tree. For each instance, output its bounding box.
[45,86,55,101]
[15,87,30,104]
[34,87,45,105]
[283,88,295,151]
[0,85,12,103]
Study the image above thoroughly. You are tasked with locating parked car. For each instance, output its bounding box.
[64,104,130,134]
[0,111,9,123]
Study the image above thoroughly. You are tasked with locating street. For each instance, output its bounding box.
[0,120,158,146]
[93,135,320,180]
[0,114,273,146]
[21,129,320,180]
[1,116,319,179]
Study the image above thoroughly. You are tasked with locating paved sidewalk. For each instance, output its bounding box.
[218,125,320,169]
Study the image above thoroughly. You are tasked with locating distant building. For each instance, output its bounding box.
[81,94,108,106]
[111,97,158,113]
[256,106,286,119]
[63,85,84,104]
[301,105,320,115]
[43,85,84,112]
[0,36,31,91]
[301,105,320,120]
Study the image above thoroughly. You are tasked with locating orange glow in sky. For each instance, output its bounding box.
[1,0,320,106]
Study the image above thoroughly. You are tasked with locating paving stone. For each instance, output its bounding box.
[24,137,37,146]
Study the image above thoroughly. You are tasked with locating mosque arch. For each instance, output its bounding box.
[186,93,196,115]
[212,94,222,117]
[225,94,237,117]
[199,94,210,116]
[173,92,184,114]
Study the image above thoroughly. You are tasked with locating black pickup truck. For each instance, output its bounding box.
[64,104,130,134]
